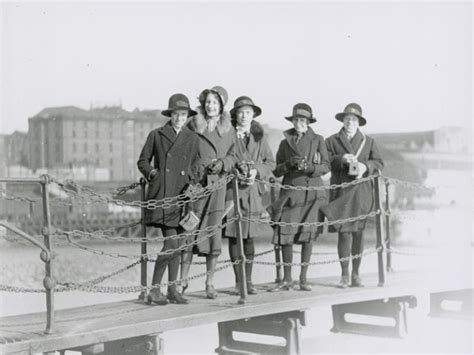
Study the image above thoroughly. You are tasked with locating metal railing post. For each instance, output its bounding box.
[269,177,282,284]
[139,177,148,300]
[40,174,55,334]
[385,180,393,272]
[232,171,247,304]
[373,174,386,287]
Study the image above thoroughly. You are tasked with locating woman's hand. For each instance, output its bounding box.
[207,159,224,174]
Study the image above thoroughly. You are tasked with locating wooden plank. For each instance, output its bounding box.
[0,270,468,354]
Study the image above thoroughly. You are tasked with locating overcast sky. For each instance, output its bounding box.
[1,1,472,137]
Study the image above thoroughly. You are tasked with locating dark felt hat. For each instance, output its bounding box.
[285,103,316,124]
[230,96,262,119]
[335,103,367,126]
[161,93,197,117]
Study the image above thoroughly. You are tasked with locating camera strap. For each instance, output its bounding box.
[354,133,366,159]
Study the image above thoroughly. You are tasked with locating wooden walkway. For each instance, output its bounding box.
[0,269,467,354]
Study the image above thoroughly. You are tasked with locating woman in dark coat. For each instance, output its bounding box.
[224,96,275,294]
[269,103,330,291]
[321,103,384,288]
[137,93,199,305]
[180,86,237,299]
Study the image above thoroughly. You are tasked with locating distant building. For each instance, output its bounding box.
[5,131,29,167]
[28,105,168,181]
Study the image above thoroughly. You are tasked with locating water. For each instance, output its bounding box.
[1,204,472,354]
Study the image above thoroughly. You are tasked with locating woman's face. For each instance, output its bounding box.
[205,93,221,118]
[170,109,188,131]
[292,117,309,133]
[343,114,359,135]
[235,106,254,128]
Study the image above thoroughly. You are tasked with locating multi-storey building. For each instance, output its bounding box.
[28,105,167,181]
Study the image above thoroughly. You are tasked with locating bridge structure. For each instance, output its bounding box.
[0,173,472,354]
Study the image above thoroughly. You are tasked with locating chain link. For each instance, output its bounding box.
[242,209,381,228]
[252,174,376,191]
[63,218,237,259]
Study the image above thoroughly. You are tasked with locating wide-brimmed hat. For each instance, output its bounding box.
[335,103,367,126]
[285,103,316,123]
[161,93,197,117]
[230,96,262,119]
[198,86,229,112]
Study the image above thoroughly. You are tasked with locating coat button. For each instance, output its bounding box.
[180,171,185,176]
[166,168,170,173]
[167,153,171,157]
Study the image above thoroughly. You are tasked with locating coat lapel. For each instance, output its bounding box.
[337,128,355,154]
[350,129,364,154]
[283,128,302,155]
[159,122,177,145]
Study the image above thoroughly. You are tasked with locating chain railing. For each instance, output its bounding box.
[0,172,429,333]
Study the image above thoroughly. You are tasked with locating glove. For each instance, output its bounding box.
[342,154,356,164]
[207,159,224,174]
[285,156,302,170]
[355,162,368,179]
[247,168,257,185]
[236,162,249,176]
[148,169,158,181]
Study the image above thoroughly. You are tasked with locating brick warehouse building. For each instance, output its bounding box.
[28,105,167,181]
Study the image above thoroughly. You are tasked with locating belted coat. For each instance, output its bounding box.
[321,128,384,233]
[224,121,276,239]
[137,121,200,227]
[271,127,330,244]
[187,110,237,255]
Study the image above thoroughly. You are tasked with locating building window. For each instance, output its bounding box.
[95,144,99,153]
[73,143,76,153]
[84,129,88,138]
[84,143,88,153]
[72,130,76,138]
[109,143,113,153]
[109,158,113,166]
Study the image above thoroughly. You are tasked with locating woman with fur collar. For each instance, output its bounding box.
[180,86,237,299]
[224,96,275,295]
[269,103,330,292]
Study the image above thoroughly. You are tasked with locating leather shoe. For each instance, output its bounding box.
[247,282,258,295]
[351,274,364,287]
[337,275,350,289]
[299,280,312,291]
[179,280,189,295]
[167,291,189,304]
[268,281,295,292]
[206,285,218,299]
[146,289,169,305]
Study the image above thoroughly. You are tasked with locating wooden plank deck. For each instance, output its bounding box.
[0,269,467,354]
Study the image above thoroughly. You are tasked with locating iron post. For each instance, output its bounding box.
[232,171,247,304]
[373,174,386,286]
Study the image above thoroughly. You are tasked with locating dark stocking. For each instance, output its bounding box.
[281,244,293,282]
[300,241,312,282]
[351,231,364,276]
[338,232,352,276]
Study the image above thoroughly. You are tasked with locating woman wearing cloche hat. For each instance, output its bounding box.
[223,96,275,295]
[180,85,238,299]
[321,103,384,288]
[268,103,330,292]
[137,93,199,306]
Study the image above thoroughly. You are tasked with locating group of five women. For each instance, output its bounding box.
[137,86,384,305]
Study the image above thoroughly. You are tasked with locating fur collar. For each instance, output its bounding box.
[187,106,232,136]
[250,120,264,142]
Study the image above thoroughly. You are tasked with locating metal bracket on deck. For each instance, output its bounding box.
[429,288,473,320]
[215,310,306,355]
[331,296,417,338]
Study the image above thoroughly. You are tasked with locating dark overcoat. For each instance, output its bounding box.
[272,127,330,243]
[187,110,237,255]
[321,128,384,233]
[137,121,200,227]
[224,121,276,239]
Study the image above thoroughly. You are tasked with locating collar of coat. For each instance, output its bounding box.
[337,128,364,154]
[234,120,265,142]
[159,120,193,142]
[187,107,232,137]
[283,126,316,141]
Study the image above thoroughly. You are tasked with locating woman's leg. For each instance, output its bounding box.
[180,250,193,293]
[228,238,240,284]
[351,231,364,286]
[243,238,255,285]
[299,240,312,282]
[281,244,293,282]
[337,232,352,287]
[205,254,219,298]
